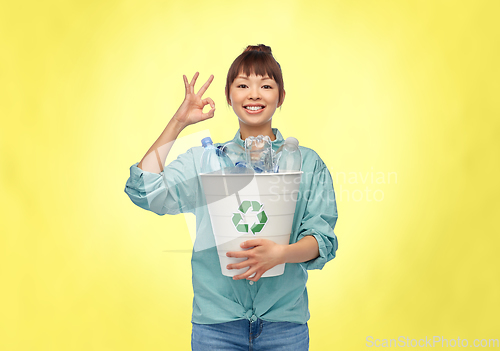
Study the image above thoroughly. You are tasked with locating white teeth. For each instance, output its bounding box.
[245,106,264,111]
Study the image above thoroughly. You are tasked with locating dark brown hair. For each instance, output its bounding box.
[225,44,285,107]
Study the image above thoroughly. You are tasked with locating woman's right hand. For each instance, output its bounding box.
[172,72,215,128]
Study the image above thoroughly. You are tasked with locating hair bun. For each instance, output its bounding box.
[244,44,272,55]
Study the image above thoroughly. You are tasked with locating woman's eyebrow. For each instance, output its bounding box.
[236,75,272,80]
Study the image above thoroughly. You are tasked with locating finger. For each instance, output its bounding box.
[196,74,214,97]
[227,259,254,271]
[183,75,189,94]
[200,108,215,121]
[247,270,263,282]
[202,97,215,110]
[226,250,249,259]
[234,267,258,281]
[200,106,215,121]
[241,239,262,248]
[189,72,199,93]
[201,98,215,119]
[233,266,256,280]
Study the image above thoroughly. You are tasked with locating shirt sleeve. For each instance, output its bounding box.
[296,160,339,270]
[124,147,200,215]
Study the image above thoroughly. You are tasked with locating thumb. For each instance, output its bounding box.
[201,107,215,121]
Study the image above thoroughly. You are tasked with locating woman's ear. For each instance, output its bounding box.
[278,89,286,107]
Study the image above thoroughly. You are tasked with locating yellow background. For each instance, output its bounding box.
[1,0,499,349]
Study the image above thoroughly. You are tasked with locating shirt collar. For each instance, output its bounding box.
[231,128,285,151]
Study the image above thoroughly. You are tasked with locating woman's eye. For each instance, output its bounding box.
[236,84,272,89]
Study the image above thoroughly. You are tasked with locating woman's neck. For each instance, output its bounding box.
[238,122,276,141]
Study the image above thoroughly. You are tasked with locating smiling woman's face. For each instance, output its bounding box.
[229,72,283,128]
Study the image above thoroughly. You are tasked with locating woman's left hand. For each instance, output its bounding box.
[226,239,287,281]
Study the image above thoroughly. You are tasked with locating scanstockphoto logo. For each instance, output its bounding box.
[267,168,398,203]
[366,335,499,348]
[333,169,398,202]
[151,167,398,214]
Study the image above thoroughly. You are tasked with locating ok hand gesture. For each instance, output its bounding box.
[173,72,215,128]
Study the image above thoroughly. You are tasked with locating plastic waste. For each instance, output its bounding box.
[244,135,274,173]
[229,161,255,174]
[221,142,247,166]
[274,137,302,173]
[200,137,233,174]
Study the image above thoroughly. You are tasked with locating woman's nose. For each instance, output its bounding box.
[248,87,261,100]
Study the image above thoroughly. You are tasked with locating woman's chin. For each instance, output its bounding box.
[237,116,273,126]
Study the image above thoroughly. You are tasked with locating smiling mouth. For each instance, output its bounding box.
[244,106,265,111]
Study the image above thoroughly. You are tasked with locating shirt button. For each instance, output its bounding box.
[248,280,254,285]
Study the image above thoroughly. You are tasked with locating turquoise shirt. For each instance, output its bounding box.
[124,128,338,324]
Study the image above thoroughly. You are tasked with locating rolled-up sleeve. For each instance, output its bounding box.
[124,147,200,215]
[296,162,339,270]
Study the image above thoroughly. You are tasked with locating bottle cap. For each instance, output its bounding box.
[285,137,299,146]
[201,137,213,147]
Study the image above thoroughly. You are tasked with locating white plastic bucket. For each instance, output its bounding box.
[200,171,303,278]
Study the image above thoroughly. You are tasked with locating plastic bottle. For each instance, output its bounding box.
[274,137,302,173]
[221,142,247,166]
[244,135,274,173]
[229,161,255,174]
[200,137,233,174]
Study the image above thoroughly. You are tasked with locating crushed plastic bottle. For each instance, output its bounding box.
[221,142,247,166]
[200,137,233,174]
[274,137,302,173]
[229,161,255,174]
[244,135,274,173]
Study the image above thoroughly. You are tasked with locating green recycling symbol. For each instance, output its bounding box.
[231,200,268,235]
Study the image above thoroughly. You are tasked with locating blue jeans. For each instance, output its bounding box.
[191,317,309,351]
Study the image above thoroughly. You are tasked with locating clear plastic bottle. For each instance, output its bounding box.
[200,137,233,174]
[274,137,302,173]
[229,161,255,174]
[221,141,247,166]
[244,135,274,173]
